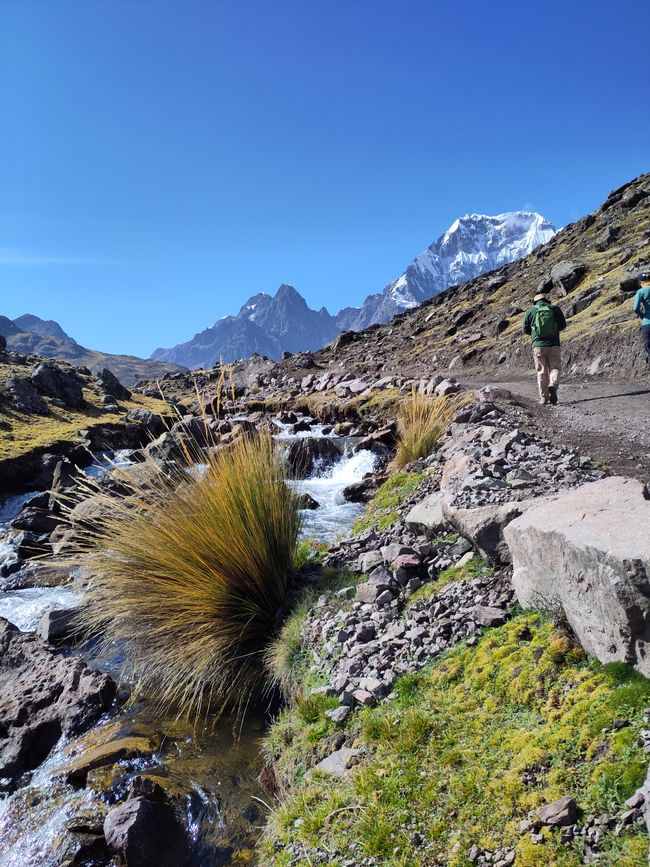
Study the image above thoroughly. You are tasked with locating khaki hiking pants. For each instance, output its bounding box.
[533,346,561,401]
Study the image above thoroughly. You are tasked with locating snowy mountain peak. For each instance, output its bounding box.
[336,210,556,331]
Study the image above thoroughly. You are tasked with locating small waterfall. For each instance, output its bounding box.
[292,446,377,542]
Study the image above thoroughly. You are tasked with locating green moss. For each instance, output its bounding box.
[352,470,427,533]
[407,555,492,607]
[261,613,650,865]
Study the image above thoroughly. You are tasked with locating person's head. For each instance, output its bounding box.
[533,293,550,304]
[639,272,650,287]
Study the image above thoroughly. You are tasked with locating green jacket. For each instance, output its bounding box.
[523,301,567,348]
[633,285,650,326]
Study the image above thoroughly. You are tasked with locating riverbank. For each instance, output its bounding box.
[2,371,649,865]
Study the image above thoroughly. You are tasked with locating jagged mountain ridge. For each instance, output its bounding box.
[151,284,339,369]
[336,212,556,330]
[1,314,185,387]
[152,211,555,369]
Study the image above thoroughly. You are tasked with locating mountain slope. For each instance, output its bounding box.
[3,314,185,387]
[315,173,650,380]
[12,314,75,342]
[152,284,339,369]
[336,212,556,330]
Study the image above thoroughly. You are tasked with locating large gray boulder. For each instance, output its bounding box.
[442,494,540,565]
[504,477,650,675]
[405,492,446,534]
[31,362,84,408]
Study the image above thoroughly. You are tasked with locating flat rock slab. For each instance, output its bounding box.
[59,734,159,786]
[0,617,116,783]
[312,747,361,778]
[505,477,650,676]
[404,493,445,533]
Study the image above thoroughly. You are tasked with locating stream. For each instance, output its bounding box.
[0,430,376,866]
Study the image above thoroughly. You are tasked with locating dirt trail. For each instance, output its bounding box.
[465,373,650,488]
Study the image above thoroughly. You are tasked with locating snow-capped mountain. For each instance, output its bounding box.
[335,212,556,331]
[151,284,339,369]
[151,212,556,368]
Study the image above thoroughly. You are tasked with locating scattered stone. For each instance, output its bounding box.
[537,796,579,828]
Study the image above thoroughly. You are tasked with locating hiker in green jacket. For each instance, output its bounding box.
[523,292,567,405]
[633,272,650,364]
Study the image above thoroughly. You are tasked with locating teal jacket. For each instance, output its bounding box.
[633,285,650,326]
[523,301,567,348]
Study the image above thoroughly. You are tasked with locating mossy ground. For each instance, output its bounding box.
[261,613,650,866]
[352,470,427,533]
[0,360,167,460]
[407,554,491,607]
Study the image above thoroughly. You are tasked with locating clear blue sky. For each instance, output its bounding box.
[1,0,648,357]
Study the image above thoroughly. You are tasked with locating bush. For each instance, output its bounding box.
[71,432,302,718]
[393,389,463,469]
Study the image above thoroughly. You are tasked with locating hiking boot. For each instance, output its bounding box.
[539,397,549,405]
[548,386,558,405]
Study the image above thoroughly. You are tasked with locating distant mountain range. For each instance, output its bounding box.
[152,211,556,369]
[0,314,184,387]
[151,284,339,370]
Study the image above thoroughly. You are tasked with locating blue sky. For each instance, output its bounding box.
[1,0,648,357]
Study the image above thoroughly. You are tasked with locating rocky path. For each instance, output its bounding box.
[465,374,650,487]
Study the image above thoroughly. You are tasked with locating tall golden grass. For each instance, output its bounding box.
[69,432,302,719]
[393,388,464,469]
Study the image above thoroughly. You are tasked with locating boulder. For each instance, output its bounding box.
[296,492,320,510]
[311,747,360,778]
[61,734,158,786]
[1,377,49,414]
[470,605,507,627]
[11,505,61,534]
[0,618,116,782]
[434,378,461,396]
[536,796,579,828]
[103,795,190,867]
[38,607,81,646]
[31,363,84,408]
[334,379,369,399]
[404,493,445,533]
[549,260,586,296]
[285,437,342,478]
[342,473,388,503]
[442,494,542,565]
[505,477,650,676]
[144,430,188,463]
[97,368,131,401]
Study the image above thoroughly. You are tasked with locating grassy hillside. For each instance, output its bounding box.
[0,356,167,460]
[262,613,650,866]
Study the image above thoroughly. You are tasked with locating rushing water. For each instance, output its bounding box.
[293,447,376,542]
[0,433,376,865]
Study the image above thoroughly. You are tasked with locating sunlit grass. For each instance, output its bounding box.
[69,431,303,719]
[393,389,464,469]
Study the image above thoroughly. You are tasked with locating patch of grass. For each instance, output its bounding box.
[408,554,491,607]
[71,432,303,719]
[393,389,465,469]
[352,470,426,533]
[0,385,167,461]
[261,613,650,865]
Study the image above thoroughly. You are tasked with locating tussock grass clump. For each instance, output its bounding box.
[393,389,463,469]
[72,432,302,718]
